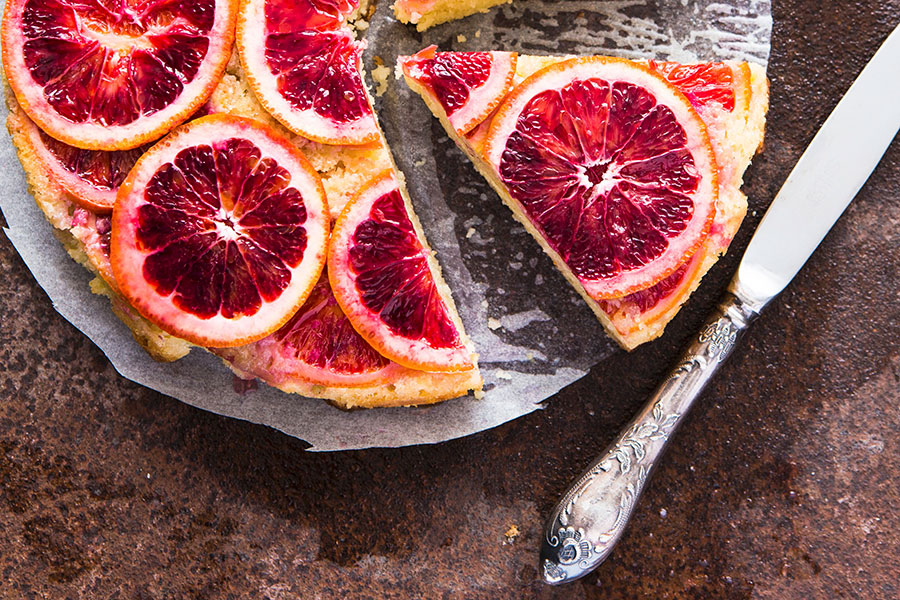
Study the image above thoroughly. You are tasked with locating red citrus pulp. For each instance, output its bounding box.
[596,250,704,330]
[400,46,517,135]
[648,61,737,112]
[605,61,751,320]
[237,0,378,144]
[216,274,404,387]
[16,107,146,212]
[483,57,718,300]
[1,0,237,150]
[215,274,483,407]
[647,61,752,121]
[328,169,474,372]
[111,115,330,347]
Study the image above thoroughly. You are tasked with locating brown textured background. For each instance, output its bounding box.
[2,0,899,597]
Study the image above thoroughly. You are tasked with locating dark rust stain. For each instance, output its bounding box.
[22,515,96,583]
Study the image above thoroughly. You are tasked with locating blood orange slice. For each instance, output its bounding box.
[597,62,753,328]
[214,274,483,408]
[111,115,330,348]
[237,0,378,145]
[217,274,398,386]
[483,57,718,300]
[328,169,475,372]
[653,61,754,183]
[400,46,517,135]
[648,61,742,113]
[1,0,237,151]
[597,250,704,333]
[15,107,145,212]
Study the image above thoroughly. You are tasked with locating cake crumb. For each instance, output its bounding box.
[504,525,520,543]
[466,227,476,239]
[474,389,485,400]
[495,370,513,381]
[487,317,501,330]
[457,34,467,43]
[371,60,391,97]
[414,159,426,167]
[475,29,481,38]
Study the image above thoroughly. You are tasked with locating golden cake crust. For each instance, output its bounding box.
[217,341,482,409]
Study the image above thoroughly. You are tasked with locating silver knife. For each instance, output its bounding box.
[540,21,900,585]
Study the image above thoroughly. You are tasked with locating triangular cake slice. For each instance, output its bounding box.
[400,48,768,350]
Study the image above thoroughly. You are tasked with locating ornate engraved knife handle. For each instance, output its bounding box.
[540,291,760,585]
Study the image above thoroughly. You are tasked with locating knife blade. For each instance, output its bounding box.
[540,20,900,585]
[734,21,900,309]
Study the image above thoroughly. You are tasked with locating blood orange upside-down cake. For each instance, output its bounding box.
[2,0,481,408]
[399,48,768,350]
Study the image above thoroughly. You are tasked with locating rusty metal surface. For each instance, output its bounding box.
[1,0,898,597]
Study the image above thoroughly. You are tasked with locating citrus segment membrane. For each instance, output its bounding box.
[401,46,517,135]
[484,57,718,300]
[329,169,475,372]
[1,0,237,150]
[237,0,378,145]
[112,115,329,347]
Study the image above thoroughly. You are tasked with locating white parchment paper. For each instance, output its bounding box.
[0,0,770,451]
